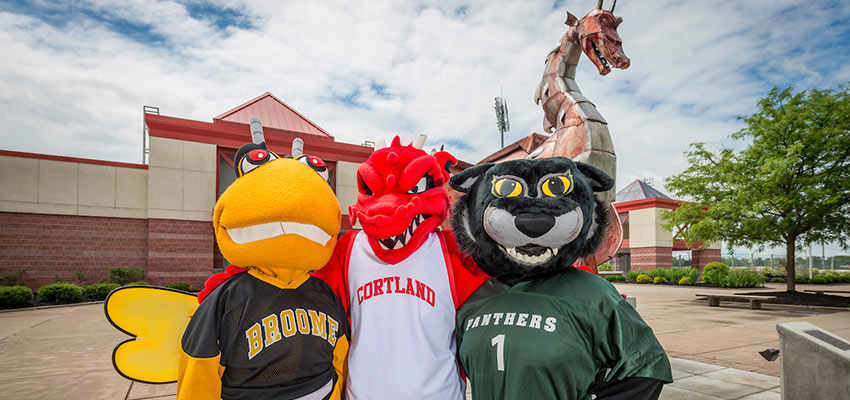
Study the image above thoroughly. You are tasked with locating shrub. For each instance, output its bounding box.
[653,276,668,284]
[722,269,766,288]
[809,276,828,285]
[678,277,695,286]
[0,268,29,286]
[75,270,97,284]
[109,267,146,285]
[0,285,34,306]
[839,274,850,283]
[795,275,807,284]
[83,283,120,300]
[760,267,777,278]
[167,282,191,291]
[125,281,149,286]
[37,283,83,304]
[646,267,696,282]
[770,277,786,283]
[598,262,614,272]
[823,272,843,284]
[636,274,651,284]
[627,271,640,282]
[703,262,729,285]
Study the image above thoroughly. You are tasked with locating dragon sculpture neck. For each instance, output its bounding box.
[532,4,629,203]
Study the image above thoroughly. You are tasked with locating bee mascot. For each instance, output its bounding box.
[449,157,672,400]
[105,118,348,400]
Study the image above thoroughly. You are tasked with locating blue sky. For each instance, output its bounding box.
[1,0,849,255]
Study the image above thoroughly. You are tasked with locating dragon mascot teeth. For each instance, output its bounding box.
[313,135,489,400]
[449,157,672,400]
[104,118,349,400]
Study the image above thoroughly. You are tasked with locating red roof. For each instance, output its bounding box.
[478,133,550,164]
[214,92,333,139]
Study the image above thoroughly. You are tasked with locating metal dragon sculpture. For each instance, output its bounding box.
[532,0,629,268]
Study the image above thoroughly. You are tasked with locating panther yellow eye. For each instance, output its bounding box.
[492,178,523,198]
[541,175,572,197]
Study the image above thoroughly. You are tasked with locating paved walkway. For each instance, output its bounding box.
[0,282,846,399]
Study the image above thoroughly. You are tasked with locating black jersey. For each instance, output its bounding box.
[180,269,349,400]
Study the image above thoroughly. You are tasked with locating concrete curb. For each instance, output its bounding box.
[0,300,104,314]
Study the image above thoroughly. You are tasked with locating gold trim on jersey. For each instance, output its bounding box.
[249,267,311,289]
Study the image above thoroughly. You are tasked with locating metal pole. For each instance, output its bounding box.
[770,254,773,268]
[821,241,825,270]
[808,244,813,280]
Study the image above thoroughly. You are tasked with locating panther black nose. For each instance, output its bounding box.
[514,213,555,238]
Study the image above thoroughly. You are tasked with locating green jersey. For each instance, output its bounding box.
[457,268,672,400]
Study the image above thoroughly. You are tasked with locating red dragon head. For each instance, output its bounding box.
[350,136,457,264]
[568,0,630,76]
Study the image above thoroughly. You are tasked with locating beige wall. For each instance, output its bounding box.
[147,137,217,222]
[336,160,361,228]
[627,207,722,250]
[628,207,672,248]
[0,155,148,218]
[1,139,361,225]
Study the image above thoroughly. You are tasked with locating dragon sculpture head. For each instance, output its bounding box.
[567,0,630,76]
[349,136,457,264]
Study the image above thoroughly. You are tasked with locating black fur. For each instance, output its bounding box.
[450,157,613,286]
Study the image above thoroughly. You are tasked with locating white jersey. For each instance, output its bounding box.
[345,231,464,400]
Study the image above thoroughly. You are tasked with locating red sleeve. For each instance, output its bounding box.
[312,230,358,315]
[441,230,490,309]
[197,264,247,303]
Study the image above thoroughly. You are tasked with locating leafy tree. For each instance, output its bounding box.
[664,84,850,291]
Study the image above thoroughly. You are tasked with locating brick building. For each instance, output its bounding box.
[0,93,373,290]
[612,179,721,272]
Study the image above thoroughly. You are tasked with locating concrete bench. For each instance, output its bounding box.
[803,289,850,296]
[695,293,777,310]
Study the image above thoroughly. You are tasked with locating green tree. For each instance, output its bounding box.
[664,84,850,292]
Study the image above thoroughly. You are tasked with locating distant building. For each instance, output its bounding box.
[612,179,721,272]
[0,92,373,289]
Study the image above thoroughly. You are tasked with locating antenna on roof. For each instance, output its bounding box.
[495,87,510,148]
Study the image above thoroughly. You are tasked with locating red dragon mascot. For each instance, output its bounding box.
[314,135,488,400]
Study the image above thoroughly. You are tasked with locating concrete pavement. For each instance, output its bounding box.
[0,282,847,399]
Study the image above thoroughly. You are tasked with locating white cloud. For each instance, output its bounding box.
[1,0,848,197]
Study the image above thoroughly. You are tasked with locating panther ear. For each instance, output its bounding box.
[449,163,494,193]
[575,162,614,193]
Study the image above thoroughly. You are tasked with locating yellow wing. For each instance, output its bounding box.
[104,286,199,384]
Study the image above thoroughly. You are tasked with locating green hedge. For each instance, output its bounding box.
[83,283,120,300]
[703,262,729,285]
[604,275,626,283]
[0,286,34,306]
[636,274,651,284]
[167,282,191,291]
[809,276,828,285]
[37,283,83,304]
[109,267,146,285]
[722,269,766,288]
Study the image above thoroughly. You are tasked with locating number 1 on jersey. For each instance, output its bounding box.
[491,334,505,371]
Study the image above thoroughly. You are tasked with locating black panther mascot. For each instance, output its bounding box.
[449,157,672,400]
